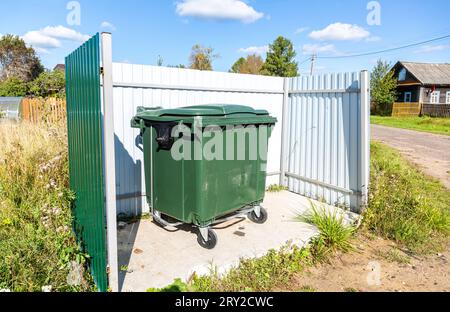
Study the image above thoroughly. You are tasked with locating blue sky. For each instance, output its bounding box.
[1,0,450,74]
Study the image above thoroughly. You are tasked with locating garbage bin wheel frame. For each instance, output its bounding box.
[198,228,217,250]
[151,204,265,249]
[247,206,268,224]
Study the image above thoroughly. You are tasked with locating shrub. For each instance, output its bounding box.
[0,77,28,97]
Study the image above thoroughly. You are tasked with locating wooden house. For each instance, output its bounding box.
[391,61,450,117]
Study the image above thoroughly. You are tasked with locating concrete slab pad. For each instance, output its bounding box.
[117,191,356,292]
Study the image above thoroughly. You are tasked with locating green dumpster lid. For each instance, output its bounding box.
[132,104,277,127]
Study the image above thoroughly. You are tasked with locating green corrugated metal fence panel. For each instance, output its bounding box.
[65,33,108,292]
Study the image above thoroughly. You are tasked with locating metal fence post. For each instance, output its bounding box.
[101,32,119,292]
[279,77,290,187]
[359,70,370,211]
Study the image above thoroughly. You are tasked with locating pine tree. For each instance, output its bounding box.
[261,36,298,77]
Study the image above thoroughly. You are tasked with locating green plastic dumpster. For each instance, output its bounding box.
[131,104,277,249]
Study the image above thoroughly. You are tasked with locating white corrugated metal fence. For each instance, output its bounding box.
[110,63,370,215]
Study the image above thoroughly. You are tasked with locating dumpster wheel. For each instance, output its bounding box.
[248,206,268,224]
[197,228,218,249]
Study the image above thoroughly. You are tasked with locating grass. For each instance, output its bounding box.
[375,248,411,264]
[189,246,312,292]
[364,142,450,253]
[371,116,450,136]
[266,184,288,192]
[298,203,356,261]
[0,121,93,292]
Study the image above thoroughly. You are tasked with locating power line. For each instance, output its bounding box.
[298,57,312,66]
[315,34,450,59]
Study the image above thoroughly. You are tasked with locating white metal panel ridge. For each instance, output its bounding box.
[282,72,369,212]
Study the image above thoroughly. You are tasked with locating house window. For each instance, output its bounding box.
[430,91,440,104]
[398,68,406,81]
[404,92,412,103]
[446,91,450,104]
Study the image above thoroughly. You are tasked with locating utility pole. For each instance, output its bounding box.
[310,54,316,76]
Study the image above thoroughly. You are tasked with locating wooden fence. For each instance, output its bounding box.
[391,102,421,117]
[21,98,67,123]
[422,104,450,118]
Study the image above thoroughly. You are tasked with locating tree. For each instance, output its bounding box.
[230,57,245,73]
[261,36,298,77]
[189,44,218,71]
[156,55,164,66]
[370,60,398,116]
[0,77,28,97]
[28,70,66,98]
[0,34,44,82]
[230,55,265,75]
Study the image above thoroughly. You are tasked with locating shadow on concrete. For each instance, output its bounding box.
[115,133,145,291]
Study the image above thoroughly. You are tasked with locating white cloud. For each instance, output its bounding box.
[101,21,116,31]
[176,0,264,23]
[302,43,337,55]
[366,36,382,42]
[238,45,269,55]
[35,47,51,54]
[309,23,370,41]
[23,31,62,49]
[415,44,450,54]
[295,27,309,34]
[40,26,89,42]
[22,25,89,52]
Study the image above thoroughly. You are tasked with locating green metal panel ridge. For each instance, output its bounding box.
[65,33,108,292]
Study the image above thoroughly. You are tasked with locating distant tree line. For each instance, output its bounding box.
[0,35,65,98]
[165,36,299,78]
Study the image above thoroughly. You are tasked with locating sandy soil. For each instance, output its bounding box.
[371,125,450,189]
[286,234,450,292]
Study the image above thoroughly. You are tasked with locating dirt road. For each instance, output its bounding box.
[371,125,450,188]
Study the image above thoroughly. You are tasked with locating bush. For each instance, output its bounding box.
[0,77,28,97]
[28,70,65,98]
[364,142,450,252]
[0,121,93,291]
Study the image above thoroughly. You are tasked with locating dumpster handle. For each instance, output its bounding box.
[152,123,176,151]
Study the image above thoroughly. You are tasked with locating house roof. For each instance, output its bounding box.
[53,64,65,72]
[397,61,450,85]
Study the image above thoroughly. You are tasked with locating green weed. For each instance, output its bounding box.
[147,279,188,292]
[364,142,450,253]
[0,121,93,292]
[190,245,312,292]
[376,248,411,264]
[266,184,288,193]
[298,203,356,261]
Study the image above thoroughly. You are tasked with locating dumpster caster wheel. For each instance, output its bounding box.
[197,229,217,250]
[248,207,268,224]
